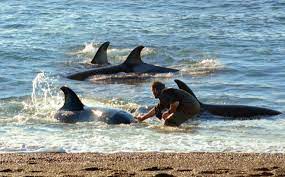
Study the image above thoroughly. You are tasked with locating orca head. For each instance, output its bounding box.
[107,111,134,124]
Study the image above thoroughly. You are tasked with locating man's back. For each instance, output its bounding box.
[159,88,200,115]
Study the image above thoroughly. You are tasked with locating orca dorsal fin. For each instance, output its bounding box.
[91,41,110,65]
[123,46,144,66]
[174,79,202,104]
[60,86,84,111]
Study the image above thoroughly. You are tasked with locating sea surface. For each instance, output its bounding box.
[0,0,285,153]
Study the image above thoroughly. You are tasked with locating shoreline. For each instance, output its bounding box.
[0,152,285,176]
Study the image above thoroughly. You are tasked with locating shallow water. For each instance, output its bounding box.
[0,0,284,153]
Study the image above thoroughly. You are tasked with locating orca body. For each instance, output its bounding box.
[91,41,110,65]
[174,79,282,118]
[54,86,134,124]
[68,46,179,81]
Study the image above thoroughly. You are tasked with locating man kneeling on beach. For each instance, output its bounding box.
[136,81,200,126]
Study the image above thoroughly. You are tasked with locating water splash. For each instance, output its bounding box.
[32,73,54,108]
[70,42,156,63]
[76,42,96,54]
[180,59,224,76]
[17,72,62,122]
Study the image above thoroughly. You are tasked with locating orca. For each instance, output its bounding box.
[174,79,282,118]
[91,41,110,65]
[54,86,134,124]
[67,46,179,81]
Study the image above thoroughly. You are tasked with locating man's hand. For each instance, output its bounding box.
[162,101,179,120]
[162,111,170,120]
[135,115,145,122]
[135,107,156,122]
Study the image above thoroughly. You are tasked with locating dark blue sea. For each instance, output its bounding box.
[0,0,284,152]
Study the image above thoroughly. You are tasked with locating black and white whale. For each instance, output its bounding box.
[90,41,110,65]
[67,46,179,81]
[54,86,134,124]
[174,79,282,118]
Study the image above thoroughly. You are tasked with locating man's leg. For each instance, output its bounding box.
[164,112,190,127]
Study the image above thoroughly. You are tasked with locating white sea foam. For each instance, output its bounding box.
[89,72,173,83]
[180,58,223,76]
[80,42,96,54]
[71,42,156,64]
[1,112,284,153]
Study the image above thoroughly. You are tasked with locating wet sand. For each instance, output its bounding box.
[0,152,285,177]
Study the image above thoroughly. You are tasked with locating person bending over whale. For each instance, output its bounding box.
[136,81,200,126]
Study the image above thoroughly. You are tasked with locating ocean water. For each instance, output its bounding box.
[0,0,284,153]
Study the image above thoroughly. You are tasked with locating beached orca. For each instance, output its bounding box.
[174,79,282,118]
[54,86,134,124]
[67,46,179,81]
[91,41,110,65]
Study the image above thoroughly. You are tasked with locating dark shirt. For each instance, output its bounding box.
[155,88,199,119]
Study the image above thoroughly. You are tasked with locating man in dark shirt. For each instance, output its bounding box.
[136,81,200,126]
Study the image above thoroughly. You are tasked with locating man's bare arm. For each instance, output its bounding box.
[136,107,156,122]
[162,101,179,120]
[168,101,179,114]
